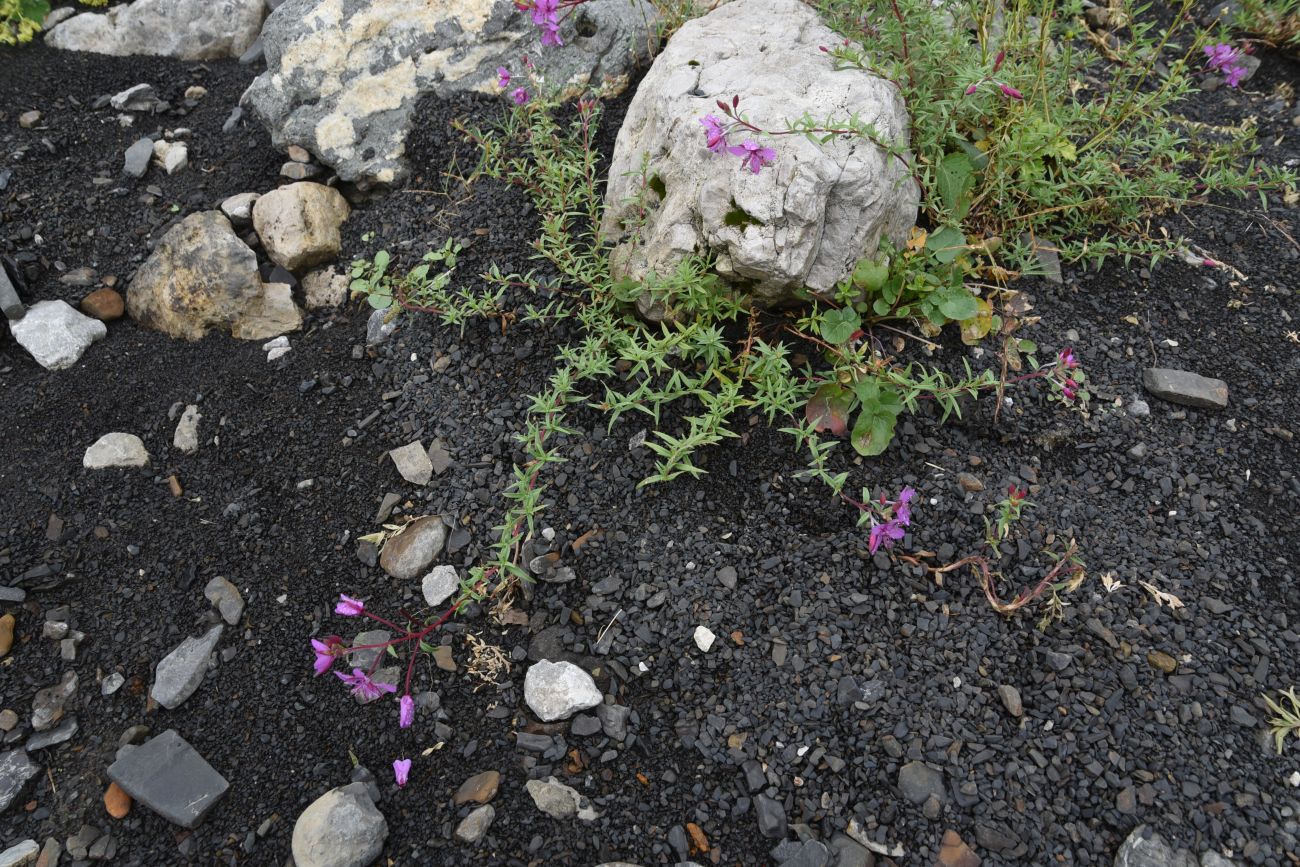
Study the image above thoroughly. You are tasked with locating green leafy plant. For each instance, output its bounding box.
[1235,0,1300,50]
[1263,687,1300,753]
[1,0,48,45]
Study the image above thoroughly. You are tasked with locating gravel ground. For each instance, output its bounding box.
[1,25,1299,867]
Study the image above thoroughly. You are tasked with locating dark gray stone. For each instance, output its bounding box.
[0,750,39,814]
[151,625,222,709]
[897,761,944,805]
[0,263,22,321]
[123,137,153,178]
[754,794,787,838]
[776,840,830,867]
[1142,368,1228,409]
[828,833,874,867]
[454,804,495,844]
[107,729,228,828]
[596,703,630,741]
[25,717,77,751]
[571,714,602,737]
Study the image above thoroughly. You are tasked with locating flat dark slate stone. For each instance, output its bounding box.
[107,729,228,828]
[0,262,23,321]
[1142,368,1228,409]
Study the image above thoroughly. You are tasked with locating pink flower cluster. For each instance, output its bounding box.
[1057,346,1079,402]
[698,113,777,175]
[520,0,563,47]
[498,66,529,105]
[963,51,1024,100]
[312,592,463,789]
[868,487,916,554]
[1204,43,1248,88]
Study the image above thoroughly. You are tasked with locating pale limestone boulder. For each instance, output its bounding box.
[242,0,657,185]
[252,183,350,272]
[600,0,918,306]
[231,283,304,340]
[46,0,263,60]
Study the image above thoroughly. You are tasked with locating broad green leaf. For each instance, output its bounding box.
[926,226,966,264]
[851,258,889,292]
[806,383,855,436]
[959,297,994,345]
[936,152,976,220]
[849,380,903,456]
[367,291,393,310]
[936,285,979,321]
[819,308,861,345]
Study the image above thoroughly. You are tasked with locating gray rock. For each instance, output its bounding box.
[243,0,655,186]
[204,576,245,625]
[421,565,459,608]
[0,750,39,814]
[9,300,107,370]
[31,672,77,732]
[101,672,125,696]
[46,0,263,60]
[1128,398,1151,418]
[1113,826,1199,867]
[1142,368,1229,409]
[571,714,602,737]
[291,782,388,867]
[897,761,944,805]
[222,105,244,133]
[754,793,787,838]
[150,625,223,709]
[366,307,398,345]
[1200,854,1236,867]
[126,211,262,341]
[251,182,350,271]
[220,192,259,224]
[25,717,77,751]
[524,660,602,722]
[600,0,917,306]
[998,684,1024,717]
[525,776,599,821]
[379,516,447,580]
[0,265,21,321]
[775,840,830,867]
[390,441,433,486]
[109,83,157,111]
[123,137,154,177]
[107,729,228,828]
[348,630,391,671]
[454,804,495,843]
[0,840,38,867]
[828,834,873,867]
[596,703,630,740]
[83,432,149,469]
[173,404,201,454]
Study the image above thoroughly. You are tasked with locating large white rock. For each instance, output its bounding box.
[83,433,150,469]
[600,0,918,306]
[45,0,263,60]
[292,782,388,867]
[242,0,657,185]
[9,300,107,371]
[230,283,304,340]
[252,183,350,272]
[523,660,602,722]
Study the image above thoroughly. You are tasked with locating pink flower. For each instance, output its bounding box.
[540,20,563,47]
[1058,347,1078,369]
[868,519,906,554]
[497,67,511,88]
[399,694,415,729]
[336,668,398,701]
[1204,42,1237,71]
[1062,377,1078,401]
[531,0,558,25]
[895,486,917,526]
[511,87,530,105]
[699,114,728,153]
[335,594,365,617]
[310,636,343,676]
[726,139,777,174]
[999,83,1023,100]
[1223,64,1247,87]
[964,82,979,96]
[393,758,411,787]
[992,50,1006,73]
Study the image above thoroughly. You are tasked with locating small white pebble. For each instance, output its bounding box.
[1291,771,1300,787]
[276,594,287,604]
[637,661,649,673]
[952,676,961,688]
[693,625,716,653]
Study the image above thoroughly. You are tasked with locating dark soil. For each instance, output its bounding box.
[1,21,1299,867]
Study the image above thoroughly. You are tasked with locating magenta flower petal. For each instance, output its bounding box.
[310,638,339,676]
[540,21,563,47]
[699,114,728,153]
[335,594,365,617]
[393,758,411,787]
[511,87,530,105]
[399,694,415,729]
[964,82,979,96]
[336,668,397,701]
[497,67,511,88]
[999,83,1023,100]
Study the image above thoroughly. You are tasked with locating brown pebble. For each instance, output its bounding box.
[1147,650,1177,674]
[104,782,132,818]
[168,475,183,497]
[0,613,14,657]
[453,770,500,806]
[19,110,41,128]
[80,287,125,321]
[937,829,982,866]
[432,645,456,672]
[957,472,984,493]
[686,822,709,854]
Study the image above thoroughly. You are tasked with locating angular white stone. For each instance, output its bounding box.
[231,283,303,341]
[421,565,459,608]
[173,404,201,455]
[291,782,388,867]
[389,441,433,486]
[83,433,149,469]
[46,0,263,60]
[10,300,107,370]
[600,0,918,305]
[693,625,716,653]
[524,660,602,722]
[221,192,260,224]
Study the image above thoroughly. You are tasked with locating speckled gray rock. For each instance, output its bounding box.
[173,404,201,454]
[9,300,107,370]
[390,441,433,486]
[0,750,39,814]
[1142,368,1229,409]
[379,516,447,580]
[31,671,77,731]
[242,0,657,185]
[151,625,222,709]
[123,137,154,177]
[1113,826,1199,867]
[291,782,388,867]
[600,0,917,306]
[454,804,495,843]
[83,432,149,469]
[524,660,602,722]
[524,776,599,821]
[107,729,228,828]
[220,192,259,224]
[421,565,459,608]
[46,0,263,59]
